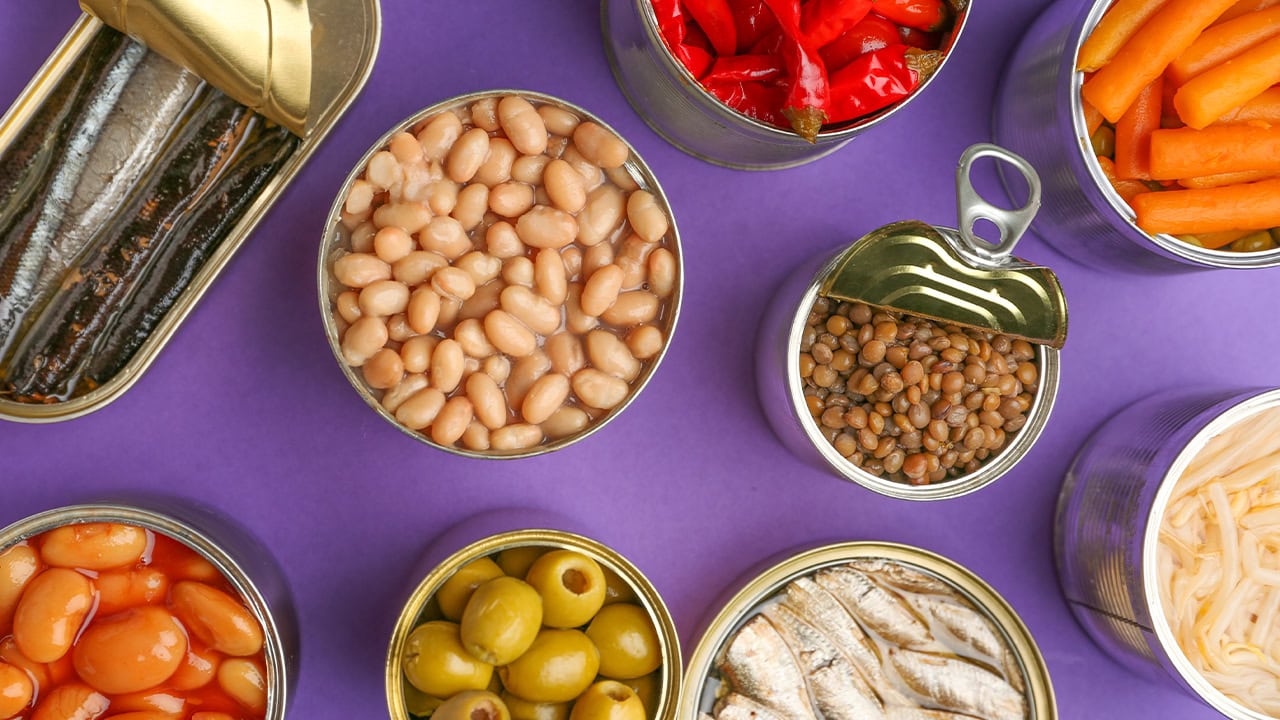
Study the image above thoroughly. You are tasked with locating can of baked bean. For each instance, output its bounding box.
[994,0,1280,271]
[680,541,1056,719]
[386,510,681,720]
[600,0,971,170]
[0,499,298,719]
[1057,387,1280,718]
[756,145,1065,499]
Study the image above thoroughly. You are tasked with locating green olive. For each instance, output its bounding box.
[526,551,606,629]
[601,568,635,606]
[498,629,600,703]
[461,576,543,664]
[438,558,506,621]
[501,691,570,720]
[434,690,511,720]
[614,672,660,720]
[585,603,661,679]
[404,683,444,717]
[1090,124,1115,158]
[1230,230,1276,253]
[402,621,494,698]
[497,547,547,578]
[568,681,644,720]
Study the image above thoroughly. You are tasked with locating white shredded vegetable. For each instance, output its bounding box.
[1160,405,1280,714]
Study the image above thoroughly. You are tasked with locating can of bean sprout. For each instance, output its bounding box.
[994,0,1280,271]
[0,499,298,719]
[680,541,1056,719]
[1058,386,1280,718]
[600,0,971,170]
[755,145,1064,500]
[386,510,681,720]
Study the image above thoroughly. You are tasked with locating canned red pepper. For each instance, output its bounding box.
[652,0,962,142]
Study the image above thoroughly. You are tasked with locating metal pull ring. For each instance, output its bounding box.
[955,143,1042,261]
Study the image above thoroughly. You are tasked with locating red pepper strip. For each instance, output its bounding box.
[685,22,714,51]
[820,14,899,71]
[801,0,873,48]
[704,54,786,83]
[651,0,688,46]
[750,26,785,55]
[683,0,738,57]
[728,0,779,51]
[896,24,941,50]
[869,0,950,32]
[826,44,941,123]
[705,81,790,127]
[759,0,830,141]
[673,43,715,78]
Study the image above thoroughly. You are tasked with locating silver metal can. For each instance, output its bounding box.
[994,0,1280,271]
[0,499,298,718]
[1057,386,1280,718]
[600,0,971,170]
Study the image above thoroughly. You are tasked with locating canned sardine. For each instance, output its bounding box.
[680,542,1056,720]
[1058,387,1280,718]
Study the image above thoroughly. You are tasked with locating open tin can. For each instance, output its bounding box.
[600,0,971,170]
[0,0,381,422]
[1057,386,1280,718]
[756,145,1065,499]
[0,499,299,718]
[994,0,1280,271]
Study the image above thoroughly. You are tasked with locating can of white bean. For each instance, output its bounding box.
[386,509,681,720]
[319,89,683,459]
[600,0,971,170]
[1058,387,1280,718]
[755,145,1064,499]
[0,499,298,719]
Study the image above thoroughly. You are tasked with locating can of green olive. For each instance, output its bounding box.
[600,0,971,170]
[994,0,1280,270]
[1057,387,1280,718]
[386,510,681,720]
[679,541,1056,719]
[0,499,299,719]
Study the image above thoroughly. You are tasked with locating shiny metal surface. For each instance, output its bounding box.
[1057,387,1280,718]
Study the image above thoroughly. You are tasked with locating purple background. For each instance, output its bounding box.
[0,2,1268,719]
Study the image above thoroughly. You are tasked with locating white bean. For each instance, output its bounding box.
[561,146,602,189]
[505,351,550,410]
[475,138,516,187]
[542,406,589,440]
[582,241,614,280]
[490,424,544,451]
[565,283,598,335]
[431,339,465,393]
[389,131,424,164]
[387,313,416,342]
[484,310,537,357]
[561,247,583,280]
[359,280,410,317]
[502,256,535,287]
[346,179,376,215]
[393,250,449,286]
[616,234,654,288]
[401,336,437,374]
[419,216,471,260]
[396,387,446,430]
[606,165,640,192]
[341,317,388,366]
[544,159,587,214]
[500,285,561,335]
[336,291,361,324]
[373,202,432,234]
[455,318,497,358]
[431,397,474,445]
[417,113,463,162]
[576,185,624,246]
[374,227,416,263]
[573,122,629,169]
[462,421,491,451]
[367,150,404,189]
[647,247,677,298]
[512,154,550,185]
[407,287,441,334]
[572,368,630,409]
[432,267,477,301]
[350,221,377,253]
[459,280,505,321]
[466,372,509,430]
[447,128,490,183]
[521,373,570,425]
[498,96,548,156]
[485,221,525,259]
[516,206,578,249]
[452,184,490,231]
[489,182,535,217]
[626,325,665,360]
[383,373,429,413]
[438,297,462,331]
[601,291,659,326]
[626,190,668,243]
[455,252,503,287]
[484,355,511,385]
[471,97,501,132]
[545,332,586,376]
[586,330,640,381]
[426,180,460,216]
[364,348,405,389]
[334,253,391,288]
[534,248,568,304]
[538,105,581,137]
[581,264,624,316]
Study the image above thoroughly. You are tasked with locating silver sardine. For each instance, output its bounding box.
[902,593,1026,694]
[888,649,1026,720]
[848,559,959,598]
[762,603,885,720]
[816,566,937,650]
[715,694,790,720]
[717,616,818,720]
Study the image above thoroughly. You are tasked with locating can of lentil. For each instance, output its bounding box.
[994,0,1280,271]
[600,0,971,170]
[679,541,1056,719]
[1057,386,1280,718]
[386,510,681,720]
[0,499,299,719]
[756,145,1064,499]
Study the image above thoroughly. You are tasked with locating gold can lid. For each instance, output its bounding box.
[821,144,1068,349]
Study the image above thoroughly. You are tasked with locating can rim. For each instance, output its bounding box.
[385,529,682,720]
[0,503,291,719]
[316,88,685,459]
[1068,1,1280,269]
[677,540,1057,719]
[1141,388,1280,720]
[784,240,1061,501]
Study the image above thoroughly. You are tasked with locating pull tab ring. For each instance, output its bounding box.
[955,143,1042,261]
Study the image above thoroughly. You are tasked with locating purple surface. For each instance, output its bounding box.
[0,2,1268,719]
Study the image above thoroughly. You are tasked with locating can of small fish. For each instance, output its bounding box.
[0,498,299,718]
[993,0,1280,271]
[1058,386,1280,718]
[755,145,1065,499]
[681,541,1055,720]
[600,0,970,170]
[386,510,681,720]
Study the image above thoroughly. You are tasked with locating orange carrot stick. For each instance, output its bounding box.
[1175,34,1280,127]
[1133,178,1280,233]
[1188,229,1255,247]
[1082,0,1240,123]
[1096,155,1151,201]
[1168,6,1280,85]
[1179,169,1279,188]
[1115,76,1163,179]
[1213,85,1280,124]
[1077,0,1170,72]
[1149,125,1280,178]
[1214,0,1280,25]
[1083,99,1106,135]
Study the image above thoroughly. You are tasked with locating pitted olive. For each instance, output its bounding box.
[461,576,542,665]
[601,568,636,606]
[501,691,570,720]
[402,621,494,698]
[497,629,599,703]
[438,558,505,621]
[496,547,546,579]
[585,603,660,679]
[616,672,660,720]
[568,681,645,720]
[434,690,510,720]
[525,551,606,629]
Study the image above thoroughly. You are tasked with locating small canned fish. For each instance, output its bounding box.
[680,541,1056,720]
[995,0,1280,271]
[1058,386,1280,718]
[756,145,1064,499]
[386,511,681,720]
